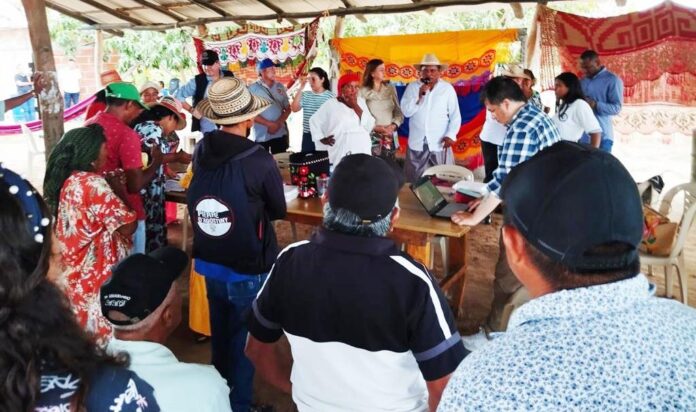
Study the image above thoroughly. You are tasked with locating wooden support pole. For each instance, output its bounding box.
[21,0,64,158]
[691,129,696,182]
[510,2,524,19]
[94,30,103,91]
[330,16,345,90]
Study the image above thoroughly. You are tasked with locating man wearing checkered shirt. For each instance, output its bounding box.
[452,76,561,330]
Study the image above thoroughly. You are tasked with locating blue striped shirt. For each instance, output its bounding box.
[486,103,561,196]
[301,90,335,134]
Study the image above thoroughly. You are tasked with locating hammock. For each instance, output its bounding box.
[0,95,96,136]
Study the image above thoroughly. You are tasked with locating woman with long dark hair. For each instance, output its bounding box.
[133,96,191,252]
[361,58,404,160]
[44,125,137,346]
[0,164,159,411]
[553,72,602,147]
[290,67,335,152]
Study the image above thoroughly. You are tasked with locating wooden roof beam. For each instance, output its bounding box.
[83,0,563,30]
[341,0,367,22]
[79,0,146,26]
[256,0,298,25]
[188,0,231,18]
[130,0,185,22]
[45,1,123,36]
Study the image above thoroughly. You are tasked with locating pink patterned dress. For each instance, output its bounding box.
[55,171,136,346]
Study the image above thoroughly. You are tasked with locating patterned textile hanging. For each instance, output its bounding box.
[535,2,696,106]
[192,18,322,89]
[333,29,518,163]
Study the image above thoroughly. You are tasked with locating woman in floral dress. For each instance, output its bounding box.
[44,125,136,346]
[132,96,190,253]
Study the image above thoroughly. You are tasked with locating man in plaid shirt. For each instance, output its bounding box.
[452,76,561,330]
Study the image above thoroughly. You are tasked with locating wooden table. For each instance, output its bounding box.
[167,187,472,317]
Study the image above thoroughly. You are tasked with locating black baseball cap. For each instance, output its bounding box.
[201,49,219,66]
[329,154,404,223]
[501,141,643,272]
[100,247,189,326]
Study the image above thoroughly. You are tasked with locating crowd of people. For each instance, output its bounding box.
[1,44,695,412]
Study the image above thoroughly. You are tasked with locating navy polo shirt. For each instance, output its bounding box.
[248,228,467,411]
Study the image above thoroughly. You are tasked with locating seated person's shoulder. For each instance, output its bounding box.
[86,365,160,411]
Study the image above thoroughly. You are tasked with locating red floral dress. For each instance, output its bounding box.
[55,171,136,346]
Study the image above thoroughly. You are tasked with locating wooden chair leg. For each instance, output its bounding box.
[290,222,298,242]
[440,236,449,278]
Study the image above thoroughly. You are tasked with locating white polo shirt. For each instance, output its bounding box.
[552,99,602,142]
[107,339,231,412]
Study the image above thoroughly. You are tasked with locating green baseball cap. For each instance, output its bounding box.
[105,82,149,110]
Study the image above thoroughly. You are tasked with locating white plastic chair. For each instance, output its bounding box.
[498,286,530,331]
[641,182,696,304]
[422,165,474,277]
[22,124,44,172]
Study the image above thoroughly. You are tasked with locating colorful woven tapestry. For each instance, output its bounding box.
[535,2,696,106]
[193,19,321,87]
[333,29,518,163]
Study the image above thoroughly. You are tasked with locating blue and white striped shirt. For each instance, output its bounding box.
[486,103,561,196]
[301,90,335,134]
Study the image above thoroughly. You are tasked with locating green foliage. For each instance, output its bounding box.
[104,29,195,75]
[47,10,92,58]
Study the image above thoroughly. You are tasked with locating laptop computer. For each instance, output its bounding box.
[410,177,470,218]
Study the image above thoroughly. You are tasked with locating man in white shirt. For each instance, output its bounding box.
[310,72,374,168]
[401,54,461,183]
[100,247,232,412]
[60,58,82,108]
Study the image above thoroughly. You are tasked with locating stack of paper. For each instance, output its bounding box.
[284,184,299,202]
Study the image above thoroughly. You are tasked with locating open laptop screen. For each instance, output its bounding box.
[411,178,447,214]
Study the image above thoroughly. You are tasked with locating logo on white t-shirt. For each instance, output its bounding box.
[195,197,234,238]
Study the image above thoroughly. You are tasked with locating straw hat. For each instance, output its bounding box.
[195,77,271,125]
[139,81,162,94]
[414,54,448,70]
[153,96,187,130]
[500,64,532,80]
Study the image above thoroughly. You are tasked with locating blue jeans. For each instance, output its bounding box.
[13,98,36,122]
[206,274,268,412]
[301,131,316,152]
[580,135,613,153]
[131,220,146,254]
[599,138,613,153]
[64,92,80,108]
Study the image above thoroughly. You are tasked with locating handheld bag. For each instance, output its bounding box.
[289,151,330,197]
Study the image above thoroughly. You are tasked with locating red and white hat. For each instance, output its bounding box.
[154,96,187,131]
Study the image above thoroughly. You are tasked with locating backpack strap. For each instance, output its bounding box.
[232,144,264,161]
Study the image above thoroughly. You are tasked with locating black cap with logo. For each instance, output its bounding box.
[100,247,189,325]
[200,50,219,66]
[501,141,643,272]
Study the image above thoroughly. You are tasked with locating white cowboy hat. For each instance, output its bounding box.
[139,80,162,94]
[414,54,449,71]
[195,77,271,125]
[500,64,532,80]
